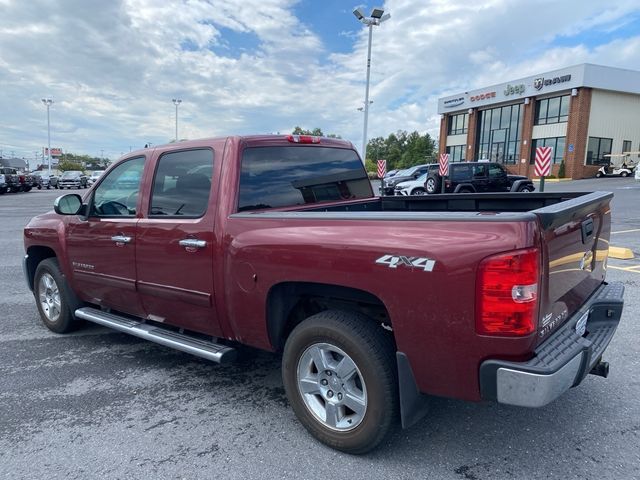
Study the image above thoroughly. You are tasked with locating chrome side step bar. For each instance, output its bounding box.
[75,307,236,364]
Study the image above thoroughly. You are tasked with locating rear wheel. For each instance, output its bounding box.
[595,171,603,178]
[458,187,473,193]
[425,176,440,194]
[282,310,398,454]
[621,171,629,177]
[518,185,534,192]
[34,258,82,333]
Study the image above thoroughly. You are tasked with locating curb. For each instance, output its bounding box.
[609,246,634,260]
[532,178,573,182]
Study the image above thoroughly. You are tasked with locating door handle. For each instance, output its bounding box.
[111,235,132,244]
[179,239,206,249]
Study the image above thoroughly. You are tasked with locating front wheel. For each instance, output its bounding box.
[282,310,398,454]
[518,185,534,192]
[595,171,603,178]
[34,258,82,333]
[411,188,426,195]
[621,171,629,177]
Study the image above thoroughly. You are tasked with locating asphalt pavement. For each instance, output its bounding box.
[1,183,638,480]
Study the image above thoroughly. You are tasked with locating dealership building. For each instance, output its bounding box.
[437,64,640,179]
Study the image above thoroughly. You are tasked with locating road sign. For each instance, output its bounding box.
[439,153,449,177]
[568,143,574,153]
[377,159,386,179]
[535,146,552,177]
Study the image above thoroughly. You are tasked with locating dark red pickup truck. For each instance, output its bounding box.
[23,135,624,453]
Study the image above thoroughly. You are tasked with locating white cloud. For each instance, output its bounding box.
[0,0,639,161]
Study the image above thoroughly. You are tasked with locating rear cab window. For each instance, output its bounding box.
[237,146,371,212]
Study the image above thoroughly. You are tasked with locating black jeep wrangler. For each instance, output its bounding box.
[425,162,535,194]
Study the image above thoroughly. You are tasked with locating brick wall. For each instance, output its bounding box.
[565,88,594,179]
[438,115,447,157]
[466,109,477,161]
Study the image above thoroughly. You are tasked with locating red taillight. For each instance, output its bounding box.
[476,248,539,336]
[287,134,320,144]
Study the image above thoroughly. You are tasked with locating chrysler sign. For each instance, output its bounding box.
[443,96,465,108]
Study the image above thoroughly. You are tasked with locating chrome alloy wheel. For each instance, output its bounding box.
[296,343,367,431]
[38,273,61,322]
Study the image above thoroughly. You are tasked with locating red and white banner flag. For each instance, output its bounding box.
[535,146,552,177]
[439,153,449,176]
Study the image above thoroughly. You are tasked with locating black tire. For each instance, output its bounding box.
[595,171,603,178]
[621,171,629,177]
[411,188,426,195]
[458,187,473,193]
[518,185,534,192]
[37,185,42,190]
[282,310,398,454]
[33,258,83,334]
[425,176,440,194]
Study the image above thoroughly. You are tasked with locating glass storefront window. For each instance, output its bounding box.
[446,145,466,162]
[530,137,566,165]
[535,95,570,125]
[477,104,522,164]
[586,137,612,165]
[448,113,468,135]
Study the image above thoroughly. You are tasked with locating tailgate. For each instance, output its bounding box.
[533,192,612,342]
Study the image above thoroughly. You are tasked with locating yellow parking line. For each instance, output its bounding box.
[609,265,640,273]
[609,246,634,259]
[611,228,640,235]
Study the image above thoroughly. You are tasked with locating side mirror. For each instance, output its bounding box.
[54,194,83,215]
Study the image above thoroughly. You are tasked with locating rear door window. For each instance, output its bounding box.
[238,146,371,211]
[149,149,213,217]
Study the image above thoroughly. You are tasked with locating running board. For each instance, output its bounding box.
[75,307,236,364]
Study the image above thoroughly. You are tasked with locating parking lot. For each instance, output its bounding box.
[1,182,639,480]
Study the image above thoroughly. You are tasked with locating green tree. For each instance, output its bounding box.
[291,127,341,138]
[366,130,435,171]
[57,159,85,172]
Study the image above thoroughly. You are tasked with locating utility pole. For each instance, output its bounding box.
[172,99,182,142]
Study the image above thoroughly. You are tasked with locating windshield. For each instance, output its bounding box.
[62,171,80,178]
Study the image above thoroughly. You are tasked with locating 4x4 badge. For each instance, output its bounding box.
[375,254,436,272]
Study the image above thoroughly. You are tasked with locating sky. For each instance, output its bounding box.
[1,0,640,164]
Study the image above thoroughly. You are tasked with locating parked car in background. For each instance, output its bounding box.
[49,174,59,189]
[0,167,32,192]
[0,173,7,194]
[31,171,51,189]
[384,169,399,178]
[381,164,435,195]
[425,162,535,194]
[58,170,88,189]
[394,165,440,195]
[88,170,105,186]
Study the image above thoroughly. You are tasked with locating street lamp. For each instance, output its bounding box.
[41,98,54,176]
[353,7,390,162]
[172,98,182,142]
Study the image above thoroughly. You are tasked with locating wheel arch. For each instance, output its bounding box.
[25,245,57,291]
[266,282,391,351]
[454,183,476,193]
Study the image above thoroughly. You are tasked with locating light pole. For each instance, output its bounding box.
[172,98,182,142]
[41,98,54,176]
[353,7,390,163]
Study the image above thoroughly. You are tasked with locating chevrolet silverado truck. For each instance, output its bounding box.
[23,135,624,454]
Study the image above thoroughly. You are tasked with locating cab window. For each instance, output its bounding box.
[149,149,213,217]
[91,157,145,217]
